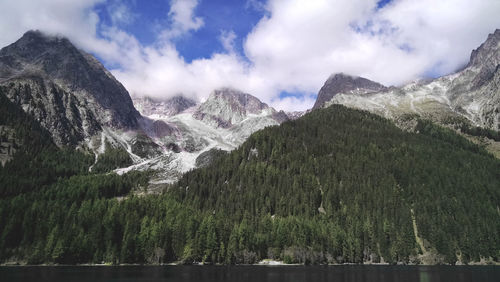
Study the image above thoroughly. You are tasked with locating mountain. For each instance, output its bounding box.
[0,88,94,196]
[3,104,498,265]
[193,88,288,128]
[0,31,141,146]
[285,110,307,120]
[312,73,387,109]
[0,31,290,185]
[133,95,197,118]
[169,105,500,265]
[466,29,500,88]
[0,29,499,266]
[317,30,500,134]
[125,88,289,184]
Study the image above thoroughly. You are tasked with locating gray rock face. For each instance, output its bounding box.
[286,111,307,120]
[0,30,140,145]
[193,88,287,128]
[468,30,500,67]
[128,87,290,184]
[312,73,387,109]
[138,116,178,140]
[133,95,197,117]
[317,29,500,131]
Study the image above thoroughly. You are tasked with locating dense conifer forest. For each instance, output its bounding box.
[0,90,499,265]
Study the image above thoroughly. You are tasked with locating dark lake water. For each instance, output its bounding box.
[0,265,499,282]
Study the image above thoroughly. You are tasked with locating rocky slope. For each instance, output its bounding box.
[193,88,288,127]
[0,31,290,184]
[313,73,386,110]
[128,89,289,184]
[0,30,163,166]
[133,95,196,118]
[318,29,500,133]
[0,31,142,144]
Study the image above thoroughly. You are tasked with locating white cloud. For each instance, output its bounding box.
[270,95,316,112]
[0,0,499,111]
[0,0,104,50]
[219,30,237,53]
[107,0,136,26]
[161,0,204,40]
[243,0,500,94]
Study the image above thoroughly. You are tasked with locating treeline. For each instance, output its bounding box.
[0,102,499,265]
[442,115,500,141]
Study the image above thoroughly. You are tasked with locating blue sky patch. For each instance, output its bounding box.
[95,0,265,63]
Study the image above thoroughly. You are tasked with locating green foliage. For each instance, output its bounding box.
[91,142,133,173]
[0,91,93,197]
[0,104,498,265]
[171,105,500,264]
[440,115,500,141]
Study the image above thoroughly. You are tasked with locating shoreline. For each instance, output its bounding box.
[2,260,499,267]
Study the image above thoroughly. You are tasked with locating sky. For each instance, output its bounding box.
[0,0,499,111]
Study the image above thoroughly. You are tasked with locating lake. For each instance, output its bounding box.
[0,265,498,282]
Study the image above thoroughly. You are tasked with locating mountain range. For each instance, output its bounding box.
[0,31,292,184]
[2,30,499,183]
[317,30,500,133]
[0,29,499,265]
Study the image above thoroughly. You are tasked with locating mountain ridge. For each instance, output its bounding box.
[0,31,290,184]
[126,88,290,184]
[312,73,387,109]
[316,29,500,135]
[0,30,141,146]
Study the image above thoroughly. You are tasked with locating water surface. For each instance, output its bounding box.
[0,265,498,282]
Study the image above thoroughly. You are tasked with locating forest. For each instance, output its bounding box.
[0,90,499,265]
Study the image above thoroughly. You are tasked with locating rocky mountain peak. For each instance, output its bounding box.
[312,73,386,109]
[208,88,269,113]
[0,30,141,145]
[467,29,500,69]
[193,88,286,128]
[133,95,197,118]
[464,29,500,89]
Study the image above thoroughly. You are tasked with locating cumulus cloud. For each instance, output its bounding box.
[0,0,104,50]
[244,0,500,92]
[115,0,500,110]
[270,95,316,112]
[161,0,204,40]
[0,0,499,111]
[219,30,237,53]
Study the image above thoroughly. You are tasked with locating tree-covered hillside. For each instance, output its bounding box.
[0,102,498,265]
[0,91,94,197]
[170,105,499,264]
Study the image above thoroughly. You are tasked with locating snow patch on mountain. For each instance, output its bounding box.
[321,30,500,131]
[124,88,287,185]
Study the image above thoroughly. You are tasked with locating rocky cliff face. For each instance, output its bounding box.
[133,95,197,118]
[0,30,293,184]
[0,30,141,146]
[193,88,288,128]
[312,73,387,109]
[466,29,500,89]
[129,87,289,184]
[449,29,500,129]
[318,29,500,132]
[0,30,292,184]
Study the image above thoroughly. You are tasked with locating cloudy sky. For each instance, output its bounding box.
[0,0,499,111]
